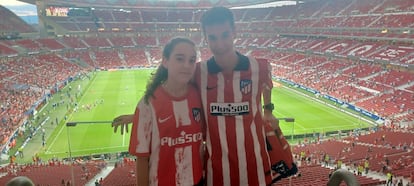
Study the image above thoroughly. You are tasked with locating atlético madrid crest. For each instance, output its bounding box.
[240,79,252,94]
[192,108,201,122]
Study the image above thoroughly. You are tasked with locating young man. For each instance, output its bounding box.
[195,6,276,185]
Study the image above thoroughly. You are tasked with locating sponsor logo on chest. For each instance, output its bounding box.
[161,131,203,147]
[210,102,249,116]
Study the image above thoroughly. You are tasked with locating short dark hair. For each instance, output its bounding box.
[200,6,235,35]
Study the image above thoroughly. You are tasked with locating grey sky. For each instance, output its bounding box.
[0,0,37,16]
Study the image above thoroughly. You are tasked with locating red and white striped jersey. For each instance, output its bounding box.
[129,85,204,186]
[194,52,273,186]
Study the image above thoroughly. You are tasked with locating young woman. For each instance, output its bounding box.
[128,37,204,186]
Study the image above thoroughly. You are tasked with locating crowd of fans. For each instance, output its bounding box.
[293,125,414,185]
[0,54,84,152]
[0,155,108,186]
[0,35,413,155]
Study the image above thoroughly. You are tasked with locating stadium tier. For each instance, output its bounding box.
[0,160,106,185]
[0,0,414,185]
[0,6,36,38]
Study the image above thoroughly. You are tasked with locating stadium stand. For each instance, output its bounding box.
[342,129,414,178]
[108,37,135,47]
[121,48,148,67]
[0,5,36,38]
[83,37,112,48]
[0,0,413,185]
[61,37,88,49]
[0,43,18,56]
[275,165,386,186]
[101,158,136,186]
[63,50,96,68]
[13,39,42,52]
[36,38,66,50]
[0,160,106,186]
[93,49,123,68]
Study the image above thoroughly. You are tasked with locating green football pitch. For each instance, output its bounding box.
[38,69,372,160]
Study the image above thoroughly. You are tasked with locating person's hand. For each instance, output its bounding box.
[263,110,278,129]
[112,114,134,135]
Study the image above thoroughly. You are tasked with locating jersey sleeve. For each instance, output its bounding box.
[257,58,273,90]
[128,99,153,157]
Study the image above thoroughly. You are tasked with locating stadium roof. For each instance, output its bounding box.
[18,0,305,9]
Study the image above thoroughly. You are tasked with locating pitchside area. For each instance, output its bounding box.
[30,69,372,161]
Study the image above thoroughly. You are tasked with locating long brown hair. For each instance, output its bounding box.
[143,37,195,103]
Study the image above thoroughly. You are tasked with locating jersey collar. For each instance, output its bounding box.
[207,52,250,74]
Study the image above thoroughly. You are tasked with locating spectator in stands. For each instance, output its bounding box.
[385,156,390,166]
[357,164,363,175]
[336,159,342,170]
[300,150,305,161]
[411,171,414,184]
[364,159,369,174]
[324,153,330,166]
[127,37,204,186]
[397,179,403,186]
[387,172,393,186]
[6,176,34,186]
[382,163,387,173]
